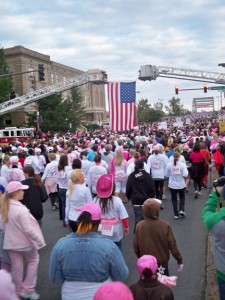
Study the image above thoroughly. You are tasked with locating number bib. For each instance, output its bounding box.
[92,174,101,182]
[99,223,114,236]
[116,170,125,178]
[58,170,66,178]
[152,161,160,169]
[172,166,181,174]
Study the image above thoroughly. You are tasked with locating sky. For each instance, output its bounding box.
[1,0,225,112]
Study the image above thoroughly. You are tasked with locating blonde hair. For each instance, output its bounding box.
[48,153,56,161]
[0,191,20,223]
[68,169,84,198]
[114,150,123,165]
[3,154,10,164]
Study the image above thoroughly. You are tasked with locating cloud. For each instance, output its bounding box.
[1,0,225,111]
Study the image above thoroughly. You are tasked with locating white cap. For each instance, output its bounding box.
[10,156,19,164]
[35,148,41,153]
[11,146,17,152]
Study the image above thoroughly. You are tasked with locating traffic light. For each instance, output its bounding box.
[10,91,16,99]
[203,84,207,93]
[38,64,45,81]
[175,86,179,95]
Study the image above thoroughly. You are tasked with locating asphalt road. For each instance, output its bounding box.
[36,186,209,300]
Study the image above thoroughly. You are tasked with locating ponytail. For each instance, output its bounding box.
[174,157,178,166]
[68,179,73,199]
[76,212,93,234]
[173,152,180,166]
[0,193,10,223]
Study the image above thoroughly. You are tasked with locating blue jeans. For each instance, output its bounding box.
[133,205,143,232]
[59,188,67,226]
[218,277,225,300]
[114,239,123,253]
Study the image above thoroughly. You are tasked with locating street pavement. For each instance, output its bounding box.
[37,186,209,300]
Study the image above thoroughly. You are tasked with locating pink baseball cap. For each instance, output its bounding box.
[137,255,158,276]
[0,270,18,300]
[6,181,29,194]
[81,202,101,221]
[96,174,114,198]
[94,282,134,300]
[153,145,159,151]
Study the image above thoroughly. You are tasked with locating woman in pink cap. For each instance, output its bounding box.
[49,202,128,300]
[0,181,46,300]
[95,174,129,252]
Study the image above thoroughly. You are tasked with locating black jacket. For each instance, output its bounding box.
[126,170,155,205]
[21,178,48,220]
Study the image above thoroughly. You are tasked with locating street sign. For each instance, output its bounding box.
[208,86,225,90]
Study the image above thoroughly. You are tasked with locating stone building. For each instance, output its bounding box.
[4,45,107,126]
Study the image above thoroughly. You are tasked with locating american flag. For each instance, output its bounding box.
[108,81,136,131]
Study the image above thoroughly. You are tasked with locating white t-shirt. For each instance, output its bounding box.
[95,195,128,242]
[165,162,188,189]
[62,278,112,300]
[65,184,93,224]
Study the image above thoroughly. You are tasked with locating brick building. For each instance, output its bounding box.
[4,45,107,126]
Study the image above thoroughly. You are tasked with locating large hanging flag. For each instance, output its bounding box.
[108,81,136,131]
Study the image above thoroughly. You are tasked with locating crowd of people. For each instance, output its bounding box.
[0,110,224,299]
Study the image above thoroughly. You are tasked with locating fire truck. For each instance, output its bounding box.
[0,127,34,144]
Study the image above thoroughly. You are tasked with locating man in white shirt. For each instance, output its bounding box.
[147,145,169,209]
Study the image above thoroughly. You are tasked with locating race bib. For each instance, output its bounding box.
[99,223,114,236]
[172,166,181,175]
[116,170,125,178]
[152,161,160,169]
[92,174,101,182]
[58,170,66,178]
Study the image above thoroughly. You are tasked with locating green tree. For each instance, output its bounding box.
[0,47,12,103]
[38,86,85,132]
[165,97,183,116]
[61,86,85,131]
[137,99,151,122]
[154,101,164,111]
[137,98,165,122]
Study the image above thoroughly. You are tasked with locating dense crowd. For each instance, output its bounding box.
[0,111,225,300]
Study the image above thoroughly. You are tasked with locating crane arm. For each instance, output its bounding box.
[139,65,225,84]
[0,70,107,116]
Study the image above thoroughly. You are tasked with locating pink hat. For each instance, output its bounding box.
[137,255,158,277]
[6,181,29,194]
[93,282,134,300]
[81,202,101,221]
[153,145,159,151]
[0,270,19,300]
[96,174,114,198]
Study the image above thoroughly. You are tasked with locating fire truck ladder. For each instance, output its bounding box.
[138,65,225,84]
[0,70,107,116]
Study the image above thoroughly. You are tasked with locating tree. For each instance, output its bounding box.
[165,97,183,116]
[0,47,12,103]
[154,101,164,111]
[137,99,151,122]
[38,86,85,132]
[137,98,165,123]
[61,86,85,131]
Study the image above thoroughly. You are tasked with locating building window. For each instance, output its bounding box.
[56,74,59,84]
[28,67,34,76]
[63,77,66,85]
[51,73,54,84]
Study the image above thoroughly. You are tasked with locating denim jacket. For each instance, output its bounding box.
[49,232,129,283]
